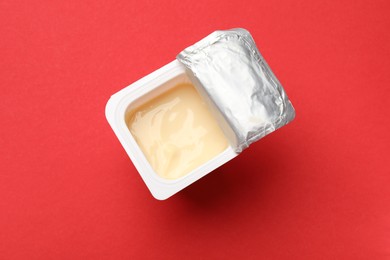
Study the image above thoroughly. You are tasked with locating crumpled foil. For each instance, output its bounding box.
[177,28,295,153]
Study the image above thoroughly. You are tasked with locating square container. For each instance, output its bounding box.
[105,60,238,200]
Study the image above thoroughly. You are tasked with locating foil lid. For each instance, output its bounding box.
[177,28,295,153]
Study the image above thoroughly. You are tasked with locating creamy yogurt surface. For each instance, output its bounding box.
[126,83,228,180]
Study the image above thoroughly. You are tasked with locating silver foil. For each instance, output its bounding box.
[177,28,295,153]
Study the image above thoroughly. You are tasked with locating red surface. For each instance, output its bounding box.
[1,0,389,259]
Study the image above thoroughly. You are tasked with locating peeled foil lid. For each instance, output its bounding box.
[177,28,295,153]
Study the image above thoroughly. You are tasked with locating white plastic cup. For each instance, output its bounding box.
[105,60,238,200]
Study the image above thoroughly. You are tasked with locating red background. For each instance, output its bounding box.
[1,0,389,259]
